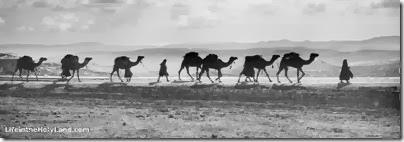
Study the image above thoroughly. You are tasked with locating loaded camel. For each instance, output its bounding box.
[238,55,280,83]
[276,52,319,83]
[60,54,93,83]
[12,56,47,82]
[178,52,203,82]
[110,56,145,82]
[198,54,238,83]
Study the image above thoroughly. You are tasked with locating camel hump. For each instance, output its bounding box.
[64,54,74,59]
[284,52,300,59]
[184,52,199,58]
[61,54,75,63]
[245,55,262,63]
[115,56,130,62]
[72,56,79,62]
[19,56,34,63]
[204,54,218,63]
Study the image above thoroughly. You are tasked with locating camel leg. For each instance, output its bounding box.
[67,70,75,83]
[157,76,161,82]
[216,69,223,83]
[185,66,194,82]
[263,68,272,82]
[77,69,81,82]
[11,68,19,81]
[298,68,305,83]
[19,69,23,80]
[110,68,116,82]
[178,64,184,81]
[196,67,199,80]
[35,71,39,81]
[237,72,243,83]
[296,68,300,83]
[198,68,205,82]
[116,69,123,82]
[284,67,293,83]
[255,69,261,82]
[276,67,284,83]
[245,76,253,82]
[215,69,221,80]
[26,71,30,82]
[206,69,214,83]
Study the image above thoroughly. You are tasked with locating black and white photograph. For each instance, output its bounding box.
[0,0,401,139]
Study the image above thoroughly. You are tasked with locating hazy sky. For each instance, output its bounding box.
[0,0,400,45]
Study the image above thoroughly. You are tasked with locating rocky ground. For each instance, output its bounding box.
[0,81,401,139]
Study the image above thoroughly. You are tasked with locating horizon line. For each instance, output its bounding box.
[0,35,399,46]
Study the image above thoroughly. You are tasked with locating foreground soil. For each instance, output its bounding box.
[0,82,401,139]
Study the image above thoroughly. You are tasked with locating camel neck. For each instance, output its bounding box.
[35,60,44,67]
[223,59,235,67]
[265,57,278,66]
[129,59,141,67]
[79,60,89,68]
[303,57,316,65]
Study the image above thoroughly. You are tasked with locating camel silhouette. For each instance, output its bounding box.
[178,52,203,82]
[157,59,170,82]
[60,54,93,83]
[276,52,319,83]
[238,55,280,83]
[110,56,144,82]
[11,56,47,82]
[198,54,238,83]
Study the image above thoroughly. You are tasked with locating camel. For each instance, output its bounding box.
[157,59,170,82]
[64,57,92,83]
[252,55,281,82]
[178,52,203,82]
[276,52,319,83]
[12,56,47,82]
[60,55,93,83]
[110,56,145,82]
[198,54,238,83]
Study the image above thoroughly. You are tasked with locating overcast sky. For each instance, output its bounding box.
[0,0,400,45]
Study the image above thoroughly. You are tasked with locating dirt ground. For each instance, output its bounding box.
[0,82,401,139]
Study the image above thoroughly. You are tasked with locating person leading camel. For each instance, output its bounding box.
[339,59,353,83]
[157,59,170,82]
[124,68,133,82]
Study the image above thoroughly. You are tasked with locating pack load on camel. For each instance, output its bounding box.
[283,52,300,60]
[203,54,218,63]
[61,54,79,78]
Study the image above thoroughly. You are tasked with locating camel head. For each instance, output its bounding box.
[228,57,238,69]
[272,55,281,60]
[137,56,145,63]
[229,57,238,62]
[310,53,319,59]
[84,57,93,62]
[39,57,48,61]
